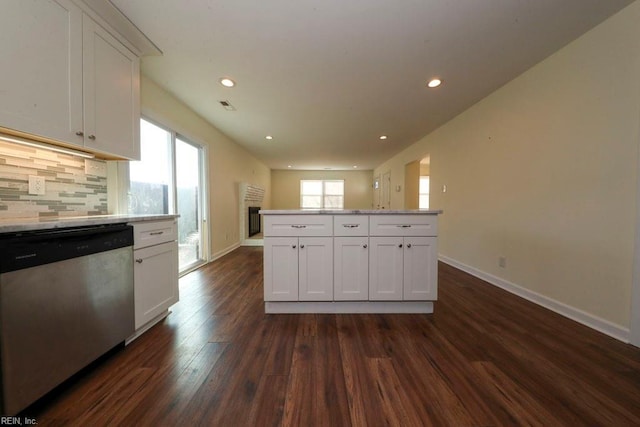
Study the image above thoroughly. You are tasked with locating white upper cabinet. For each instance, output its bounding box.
[0,0,83,145]
[83,14,140,159]
[0,0,147,160]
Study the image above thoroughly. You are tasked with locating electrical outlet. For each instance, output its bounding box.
[28,175,46,195]
[498,256,507,268]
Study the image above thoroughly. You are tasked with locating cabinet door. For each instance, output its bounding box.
[83,14,140,159]
[299,237,333,301]
[134,241,179,329]
[403,236,438,300]
[334,237,369,300]
[369,237,403,300]
[0,0,83,145]
[264,237,298,301]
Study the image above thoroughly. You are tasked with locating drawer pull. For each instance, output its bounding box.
[291,225,307,229]
[150,231,164,235]
[397,225,412,228]
[343,224,359,228]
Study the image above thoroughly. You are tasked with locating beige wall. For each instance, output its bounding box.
[404,160,420,209]
[374,2,640,330]
[271,170,373,209]
[140,76,271,259]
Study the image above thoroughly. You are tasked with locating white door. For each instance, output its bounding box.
[0,0,83,145]
[334,237,369,300]
[299,237,333,301]
[381,171,391,209]
[403,236,438,300]
[373,175,381,209]
[264,237,298,301]
[83,14,140,159]
[369,236,403,300]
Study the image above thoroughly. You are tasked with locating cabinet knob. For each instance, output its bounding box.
[398,244,403,248]
[135,258,143,264]
[300,244,305,249]
[407,244,412,248]
[363,244,368,249]
[292,245,296,249]
[88,135,96,140]
[75,131,84,136]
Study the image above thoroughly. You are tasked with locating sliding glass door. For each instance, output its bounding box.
[129,118,207,273]
[176,137,205,270]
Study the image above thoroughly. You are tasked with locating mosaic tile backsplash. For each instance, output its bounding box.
[0,141,108,219]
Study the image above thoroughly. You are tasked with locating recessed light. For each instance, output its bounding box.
[353,165,358,168]
[219,77,236,88]
[287,165,292,168]
[427,78,442,88]
[379,135,388,140]
[265,135,273,140]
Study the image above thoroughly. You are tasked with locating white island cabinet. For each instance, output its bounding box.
[261,210,441,314]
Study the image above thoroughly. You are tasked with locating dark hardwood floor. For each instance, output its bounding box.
[26,247,640,426]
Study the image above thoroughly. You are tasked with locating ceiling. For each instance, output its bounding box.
[112,0,634,171]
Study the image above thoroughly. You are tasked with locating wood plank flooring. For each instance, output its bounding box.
[26,247,640,426]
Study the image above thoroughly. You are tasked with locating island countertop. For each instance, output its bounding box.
[259,209,442,215]
[0,214,179,234]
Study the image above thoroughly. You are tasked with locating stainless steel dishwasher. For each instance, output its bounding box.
[0,223,134,415]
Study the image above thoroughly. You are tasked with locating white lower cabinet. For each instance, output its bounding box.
[334,237,369,301]
[403,236,438,301]
[299,237,333,301]
[369,236,438,301]
[129,219,179,340]
[264,236,333,301]
[369,237,404,300]
[264,237,299,301]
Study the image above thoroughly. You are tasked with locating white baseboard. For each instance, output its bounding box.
[438,255,630,343]
[241,238,264,247]
[211,242,241,261]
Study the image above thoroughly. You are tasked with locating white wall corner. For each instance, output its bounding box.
[439,255,631,344]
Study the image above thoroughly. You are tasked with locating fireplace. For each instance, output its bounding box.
[248,207,261,237]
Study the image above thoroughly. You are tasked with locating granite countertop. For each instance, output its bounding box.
[259,209,443,215]
[0,214,179,234]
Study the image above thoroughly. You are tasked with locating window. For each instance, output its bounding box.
[300,180,344,209]
[129,118,207,272]
[129,119,173,215]
[419,176,430,209]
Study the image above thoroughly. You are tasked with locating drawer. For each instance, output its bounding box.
[333,215,369,236]
[133,220,178,249]
[264,215,332,237]
[369,215,437,237]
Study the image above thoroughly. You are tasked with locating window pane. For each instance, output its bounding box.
[324,180,344,195]
[419,195,429,209]
[129,119,172,214]
[324,195,343,209]
[302,195,322,209]
[419,177,430,194]
[301,180,323,195]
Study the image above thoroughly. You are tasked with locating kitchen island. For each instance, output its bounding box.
[260,209,442,314]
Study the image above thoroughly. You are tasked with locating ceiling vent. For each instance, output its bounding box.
[219,100,236,111]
